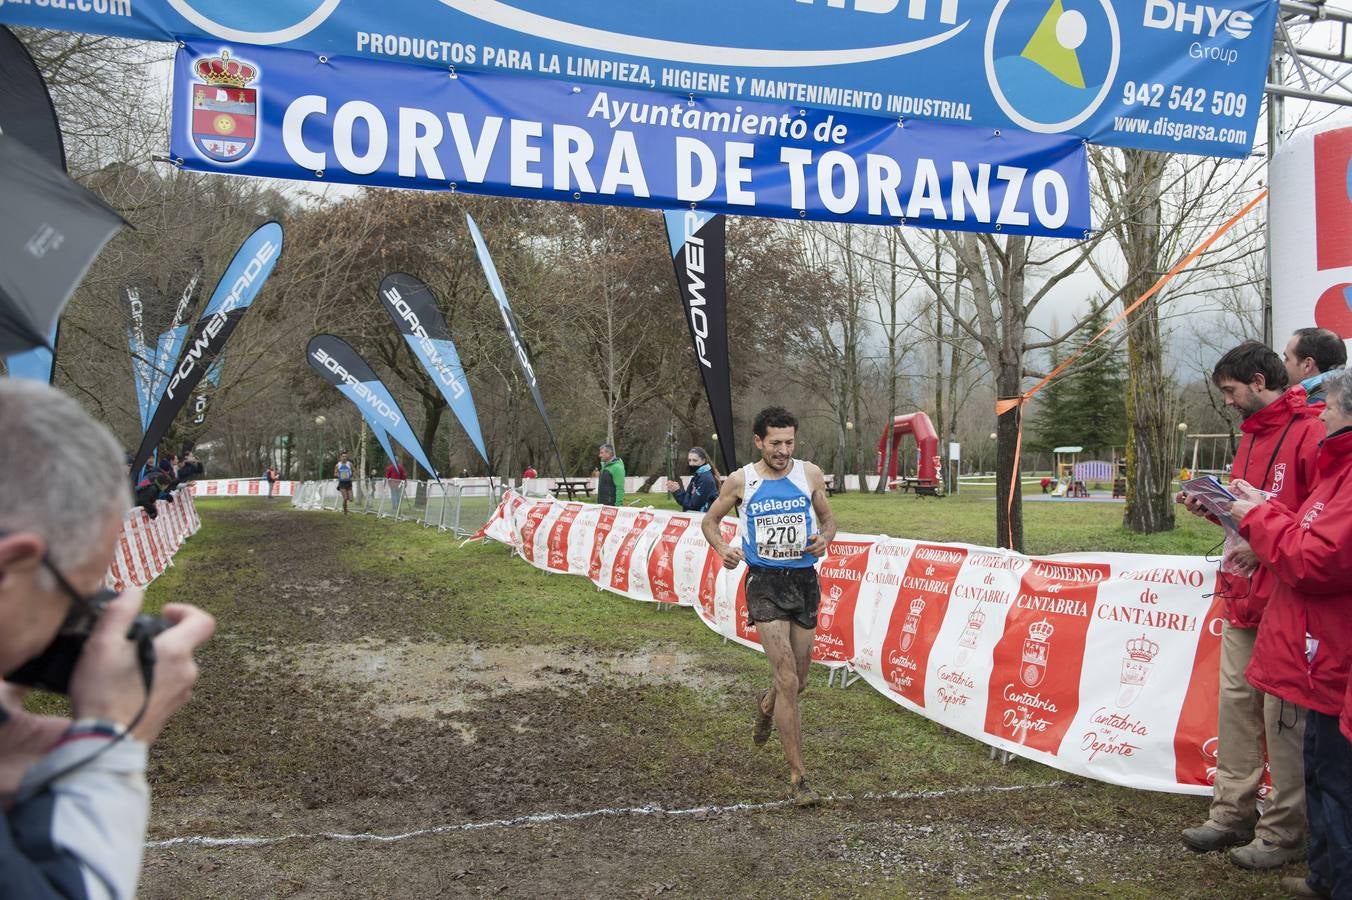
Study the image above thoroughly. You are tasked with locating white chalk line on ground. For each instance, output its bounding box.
[146,780,1065,850]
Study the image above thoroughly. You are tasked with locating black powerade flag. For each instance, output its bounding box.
[663,210,735,474]
[130,221,282,478]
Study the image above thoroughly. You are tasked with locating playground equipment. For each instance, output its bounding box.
[1184,433,1234,477]
[876,413,941,495]
[1048,446,1081,496]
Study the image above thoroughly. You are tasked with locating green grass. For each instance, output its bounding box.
[635,487,1218,556]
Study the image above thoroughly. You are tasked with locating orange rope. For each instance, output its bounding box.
[994,189,1268,548]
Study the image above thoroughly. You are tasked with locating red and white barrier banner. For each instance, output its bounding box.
[190,478,296,497]
[480,491,1225,795]
[105,492,202,592]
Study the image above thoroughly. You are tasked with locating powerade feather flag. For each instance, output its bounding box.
[466,214,563,472]
[130,222,282,478]
[147,271,201,412]
[305,334,439,480]
[126,286,157,430]
[663,210,736,474]
[378,273,488,465]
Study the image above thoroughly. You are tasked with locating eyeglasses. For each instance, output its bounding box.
[0,529,118,634]
[44,557,119,635]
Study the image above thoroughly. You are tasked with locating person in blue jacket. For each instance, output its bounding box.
[666,446,718,512]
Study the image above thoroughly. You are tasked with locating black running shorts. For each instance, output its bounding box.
[744,565,820,630]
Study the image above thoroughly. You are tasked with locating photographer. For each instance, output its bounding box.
[0,379,215,899]
[666,446,718,513]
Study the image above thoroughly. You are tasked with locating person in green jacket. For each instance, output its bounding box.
[597,443,625,506]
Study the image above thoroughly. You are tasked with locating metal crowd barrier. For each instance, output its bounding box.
[292,479,503,536]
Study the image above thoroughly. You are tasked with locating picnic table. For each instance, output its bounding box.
[551,478,593,501]
[824,475,841,496]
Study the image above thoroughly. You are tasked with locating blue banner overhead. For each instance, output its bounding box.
[5,1,1275,157]
[172,42,1091,239]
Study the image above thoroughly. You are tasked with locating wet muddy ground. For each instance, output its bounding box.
[138,501,1296,898]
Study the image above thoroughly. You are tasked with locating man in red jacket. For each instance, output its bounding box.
[1178,342,1325,869]
[1233,367,1352,899]
[385,457,408,516]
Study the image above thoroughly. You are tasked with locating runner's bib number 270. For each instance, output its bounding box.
[757,512,807,560]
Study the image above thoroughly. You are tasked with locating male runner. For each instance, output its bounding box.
[701,406,836,806]
[334,451,355,514]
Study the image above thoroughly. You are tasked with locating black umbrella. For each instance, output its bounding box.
[0,134,125,357]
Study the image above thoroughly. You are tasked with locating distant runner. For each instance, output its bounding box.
[334,451,355,514]
[701,406,836,806]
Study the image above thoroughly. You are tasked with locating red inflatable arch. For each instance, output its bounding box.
[876,413,941,490]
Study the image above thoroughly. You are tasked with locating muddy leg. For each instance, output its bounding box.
[757,620,804,778]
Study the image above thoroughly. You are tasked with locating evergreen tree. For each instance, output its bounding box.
[1031,343,1079,451]
[1031,305,1128,457]
[1066,306,1128,455]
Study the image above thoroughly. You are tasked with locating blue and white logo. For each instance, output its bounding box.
[985,0,1120,133]
[440,0,967,67]
[166,0,339,43]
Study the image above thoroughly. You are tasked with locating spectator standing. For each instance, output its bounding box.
[1232,367,1352,899]
[522,464,537,479]
[1177,342,1325,869]
[597,444,625,506]
[0,379,215,898]
[264,465,278,497]
[385,457,407,514]
[666,446,719,512]
[1282,327,1348,405]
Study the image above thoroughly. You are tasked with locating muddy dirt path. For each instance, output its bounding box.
[138,502,1290,898]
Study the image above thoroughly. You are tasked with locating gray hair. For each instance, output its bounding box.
[1324,367,1352,417]
[0,380,130,569]
[599,443,615,455]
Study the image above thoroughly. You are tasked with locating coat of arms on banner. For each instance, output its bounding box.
[1116,634,1159,707]
[190,50,259,163]
[901,597,925,652]
[818,584,842,631]
[1020,618,1054,687]
[955,607,986,666]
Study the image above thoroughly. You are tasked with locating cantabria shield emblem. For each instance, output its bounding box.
[1020,619,1054,687]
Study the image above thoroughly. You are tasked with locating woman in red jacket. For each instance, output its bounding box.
[1233,367,1352,900]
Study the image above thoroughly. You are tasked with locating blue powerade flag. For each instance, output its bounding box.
[168,41,1091,239]
[467,213,565,477]
[144,272,202,422]
[125,286,158,430]
[130,222,282,479]
[377,273,489,465]
[305,333,439,480]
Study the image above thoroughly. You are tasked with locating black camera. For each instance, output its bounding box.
[5,612,170,695]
